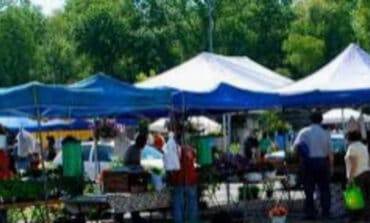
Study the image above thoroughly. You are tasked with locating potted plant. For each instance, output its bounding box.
[93,119,118,139]
[238,185,259,201]
[268,203,288,223]
[265,182,274,199]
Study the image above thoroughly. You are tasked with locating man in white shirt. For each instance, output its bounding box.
[294,112,334,220]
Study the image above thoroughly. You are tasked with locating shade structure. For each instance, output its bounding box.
[149,116,221,134]
[70,73,174,117]
[137,53,290,112]
[0,78,172,119]
[0,81,107,118]
[137,52,292,92]
[172,83,281,112]
[0,117,92,131]
[323,108,370,124]
[280,43,370,108]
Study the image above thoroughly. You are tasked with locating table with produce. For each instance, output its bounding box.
[62,165,170,220]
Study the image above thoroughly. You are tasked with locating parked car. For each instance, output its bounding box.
[53,141,114,181]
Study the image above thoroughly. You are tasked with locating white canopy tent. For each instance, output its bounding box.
[323,108,370,124]
[139,52,292,205]
[149,116,222,134]
[137,52,292,92]
[280,43,370,94]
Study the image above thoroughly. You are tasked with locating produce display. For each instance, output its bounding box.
[0,180,43,202]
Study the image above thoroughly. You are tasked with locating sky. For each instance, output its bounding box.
[30,0,65,16]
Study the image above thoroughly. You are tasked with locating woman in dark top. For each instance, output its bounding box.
[124,133,147,167]
[114,133,147,223]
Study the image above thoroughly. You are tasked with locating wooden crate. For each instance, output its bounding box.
[102,171,150,193]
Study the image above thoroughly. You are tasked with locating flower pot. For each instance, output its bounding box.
[271,216,286,223]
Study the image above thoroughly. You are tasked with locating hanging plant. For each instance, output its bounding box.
[93,119,118,139]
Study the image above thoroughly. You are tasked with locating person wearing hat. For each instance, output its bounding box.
[294,112,333,220]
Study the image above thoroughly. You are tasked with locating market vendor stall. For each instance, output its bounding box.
[62,190,171,222]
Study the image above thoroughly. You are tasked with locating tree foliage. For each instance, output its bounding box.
[0,5,44,86]
[353,0,370,51]
[0,0,368,86]
[283,0,355,78]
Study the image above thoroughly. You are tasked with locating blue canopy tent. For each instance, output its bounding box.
[172,83,281,113]
[69,73,174,118]
[0,81,108,118]
[0,117,138,132]
[0,79,173,119]
[0,117,91,132]
[280,89,370,108]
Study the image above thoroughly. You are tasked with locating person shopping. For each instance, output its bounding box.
[164,123,198,223]
[294,112,333,220]
[345,130,370,222]
[113,132,148,223]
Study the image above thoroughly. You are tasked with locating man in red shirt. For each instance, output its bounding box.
[0,130,11,223]
[167,122,198,223]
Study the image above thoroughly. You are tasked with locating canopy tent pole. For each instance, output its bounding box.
[341,108,345,135]
[32,85,50,222]
[93,118,101,193]
[223,113,232,204]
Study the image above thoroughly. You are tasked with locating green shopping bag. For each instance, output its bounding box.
[344,180,365,210]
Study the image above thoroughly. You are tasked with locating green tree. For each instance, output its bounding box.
[35,14,92,83]
[283,0,355,78]
[64,0,207,82]
[0,6,45,86]
[283,34,325,75]
[214,0,293,69]
[68,1,130,78]
[119,0,206,82]
[353,0,370,50]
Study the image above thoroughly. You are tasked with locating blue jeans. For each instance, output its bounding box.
[302,158,331,217]
[172,186,198,223]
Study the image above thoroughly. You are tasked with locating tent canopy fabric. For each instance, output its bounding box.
[280,44,370,108]
[137,53,290,112]
[137,52,292,92]
[0,117,91,131]
[0,81,106,118]
[149,116,222,134]
[280,44,370,94]
[0,76,173,118]
[323,108,370,124]
[172,83,281,112]
[70,73,174,117]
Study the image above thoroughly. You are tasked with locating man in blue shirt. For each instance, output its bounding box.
[294,112,334,220]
